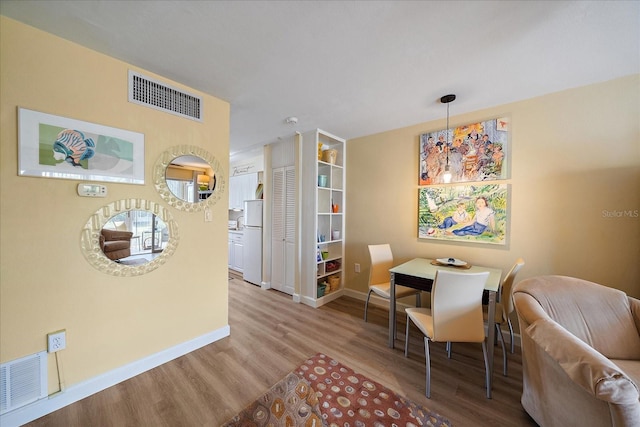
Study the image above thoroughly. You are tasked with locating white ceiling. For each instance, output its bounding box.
[2,1,638,159]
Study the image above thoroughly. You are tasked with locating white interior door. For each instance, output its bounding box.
[271,167,286,293]
[271,166,295,295]
[283,167,296,295]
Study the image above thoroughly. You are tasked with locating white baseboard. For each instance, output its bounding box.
[0,326,230,427]
[299,294,316,307]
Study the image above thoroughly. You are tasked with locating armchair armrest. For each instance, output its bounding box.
[101,229,134,241]
[629,296,640,336]
[513,292,550,327]
[526,318,639,405]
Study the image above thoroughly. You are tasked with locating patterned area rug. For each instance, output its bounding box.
[223,353,451,427]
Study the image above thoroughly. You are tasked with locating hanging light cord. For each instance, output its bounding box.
[446,102,450,166]
[440,94,456,183]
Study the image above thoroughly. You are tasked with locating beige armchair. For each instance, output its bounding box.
[513,275,640,427]
[100,228,133,261]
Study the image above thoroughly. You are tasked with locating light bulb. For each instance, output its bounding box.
[443,165,452,183]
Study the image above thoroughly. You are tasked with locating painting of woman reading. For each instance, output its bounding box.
[419,184,509,245]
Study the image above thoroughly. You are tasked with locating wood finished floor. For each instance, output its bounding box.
[26,274,538,426]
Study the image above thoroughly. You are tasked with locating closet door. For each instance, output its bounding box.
[271,167,286,294]
[271,166,295,295]
[282,166,296,295]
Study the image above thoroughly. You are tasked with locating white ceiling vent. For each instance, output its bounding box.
[0,351,47,415]
[128,70,202,122]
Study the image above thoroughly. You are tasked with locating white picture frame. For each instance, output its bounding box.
[18,107,145,184]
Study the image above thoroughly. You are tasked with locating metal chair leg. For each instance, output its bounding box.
[496,323,508,376]
[425,337,431,398]
[364,289,373,322]
[507,318,515,353]
[481,341,491,399]
[404,317,411,357]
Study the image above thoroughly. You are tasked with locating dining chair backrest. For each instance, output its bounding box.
[501,258,525,317]
[431,270,490,343]
[368,244,394,286]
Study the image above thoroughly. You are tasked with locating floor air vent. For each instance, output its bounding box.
[0,351,47,415]
[128,70,202,122]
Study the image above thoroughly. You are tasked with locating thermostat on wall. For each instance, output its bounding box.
[77,183,107,197]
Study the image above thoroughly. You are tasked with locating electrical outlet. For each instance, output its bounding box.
[355,263,360,273]
[47,329,66,353]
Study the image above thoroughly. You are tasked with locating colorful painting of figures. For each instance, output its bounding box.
[418,184,509,245]
[18,108,144,184]
[419,117,509,185]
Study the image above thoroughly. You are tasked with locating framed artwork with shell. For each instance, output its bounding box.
[18,107,144,184]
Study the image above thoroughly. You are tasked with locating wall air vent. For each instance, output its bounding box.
[0,351,47,415]
[128,70,202,122]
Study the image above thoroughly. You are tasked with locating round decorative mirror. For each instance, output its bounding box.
[80,198,179,276]
[154,145,226,212]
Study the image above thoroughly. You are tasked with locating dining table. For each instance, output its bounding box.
[388,257,503,398]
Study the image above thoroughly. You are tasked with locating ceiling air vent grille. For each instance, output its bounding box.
[128,70,202,122]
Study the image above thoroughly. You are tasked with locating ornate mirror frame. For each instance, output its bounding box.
[80,198,179,276]
[154,145,226,212]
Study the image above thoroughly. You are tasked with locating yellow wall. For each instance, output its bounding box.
[345,75,640,299]
[0,17,230,391]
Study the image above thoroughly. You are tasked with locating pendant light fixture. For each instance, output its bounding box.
[440,94,456,184]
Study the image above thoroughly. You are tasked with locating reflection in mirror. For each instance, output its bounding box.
[101,210,169,265]
[81,198,179,276]
[165,155,217,203]
[154,146,226,213]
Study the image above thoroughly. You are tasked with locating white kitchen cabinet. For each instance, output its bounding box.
[228,231,244,272]
[229,173,258,210]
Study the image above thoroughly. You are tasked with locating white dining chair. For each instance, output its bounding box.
[483,257,525,376]
[404,269,490,398]
[364,244,422,336]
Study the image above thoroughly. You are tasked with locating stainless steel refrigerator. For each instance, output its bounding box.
[242,200,263,285]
